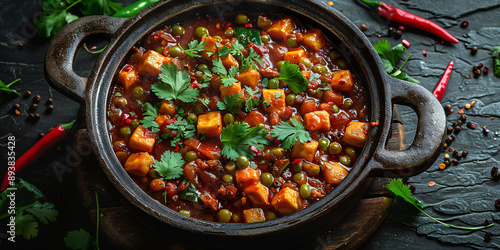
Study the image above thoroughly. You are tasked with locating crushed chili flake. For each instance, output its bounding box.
[225,22,232,29]
[244,23,253,28]
[402,39,410,48]
[14,110,20,116]
[458,109,464,114]
[291,158,302,165]
[117,113,130,126]
[422,50,427,56]
[428,181,436,187]
[249,145,263,157]
[123,65,133,72]
[370,121,379,126]
[125,118,132,125]
[448,147,453,152]
[130,114,138,119]
[338,79,346,85]
[174,142,180,152]
[377,34,381,38]
[470,124,476,129]
[471,101,476,107]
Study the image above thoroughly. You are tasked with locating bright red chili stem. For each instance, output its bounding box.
[0,120,76,191]
[359,0,458,43]
[432,61,454,101]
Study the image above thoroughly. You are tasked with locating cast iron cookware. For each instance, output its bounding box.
[45,0,446,247]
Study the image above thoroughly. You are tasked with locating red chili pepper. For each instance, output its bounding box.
[249,145,263,157]
[123,65,133,72]
[117,113,130,126]
[248,42,264,56]
[432,61,454,101]
[0,120,76,191]
[360,0,458,43]
[291,158,302,165]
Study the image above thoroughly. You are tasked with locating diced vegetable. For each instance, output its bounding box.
[159,100,176,116]
[322,162,348,185]
[302,28,326,51]
[283,48,306,65]
[219,81,243,98]
[184,138,222,160]
[271,187,300,215]
[243,208,266,223]
[266,18,294,41]
[236,65,260,88]
[197,111,222,137]
[329,70,354,92]
[262,89,286,116]
[235,167,260,189]
[291,140,318,162]
[137,50,171,76]
[201,36,217,61]
[343,122,369,147]
[119,69,138,90]
[124,152,154,177]
[299,98,317,115]
[154,115,169,127]
[221,53,239,69]
[129,125,156,152]
[115,151,129,164]
[244,110,267,127]
[322,90,343,106]
[244,183,269,206]
[304,110,331,132]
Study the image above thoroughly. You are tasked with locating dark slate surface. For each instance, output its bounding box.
[0,0,499,249]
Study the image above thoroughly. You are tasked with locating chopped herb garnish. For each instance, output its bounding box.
[241,47,261,71]
[140,102,160,133]
[129,111,135,115]
[115,92,122,97]
[309,72,321,81]
[165,116,196,147]
[263,100,271,108]
[492,46,500,77]
[0,78,21,103]
[373,40,419,84]
[271,119,312,150]
[179,40,207,58]
[218,46,231,57]
[199,98,211,109]
[153,151,185,179]
[217,94,244,114]
[276,61,308,94]
[212,57,239,87]
[221,122,269,160]
[245,86,261,112]
[179,182,201,203]
[234,27,262,47]
[262,78,269,88]
[152,63,199,103]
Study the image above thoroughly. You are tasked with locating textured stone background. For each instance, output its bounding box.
[0,0,499,249]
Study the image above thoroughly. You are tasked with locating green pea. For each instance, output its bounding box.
[330,51,339,60]
[149,169,161,179]
[293,172,307,185]
[130,119,140,129]
[194,103,205,115]
[340,155,351,166]
[266,211,277,220]
[169,46,182,57]
[312,64,328,75]
[275,61,285,71]
[300,184,311,198]
[299,58,312,68]
[329,142,342,154]
[232,214,240,222]
[217,209,232,223]
[197,64,208,72]
[270,148,285,159]
[213,35,222,42]
[332,104,339,113]
[338,59,347,68]
[315,89,324,100]
[285,94,296,106]
[261,173,274,187]
[179,210,190,217]
[133,86,144,98]
[155,46,163,54]
[287,38,298,48]
[236,156,250,169]
[223,113,235,124]
[184,151,197,162]
[261,34,271,43]
[119,126,131,137]
[195,27,209,38]
[114,97,127,108]
[236,13,249,24]
[225,29,235,37]
[222,174,234,183]
[187,113,198,124]
[345,147,356,156]
[303,163,320,176]
[257,16,273,30]
[268,79,279,89]
[172,25,185,36]
[292,162,303,172]
[225,162,236,172]
[319,139,329,151]
[343,98,353,108]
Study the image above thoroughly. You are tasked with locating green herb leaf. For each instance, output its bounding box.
[80,0,123,16]
[235,27,262,47]
[153,151,185,179]
[180,40,207,58]
[492,46,500,77]
[218,46,231,57]
[25,202,59,225]
[276,61,308,94]
[221,122,269,160]
[492,46,500,54]
[179,182,201,203]
[245,86,261,112]
[217,94,244,114]
[15,212,39,239]
[212,57,239,87]
[64,229,92,250]
[165,116,196,147]
[34,0,80,38]
[152,63,199,103]
[373,40,420,84]
[140,102,160,133]
[0,78,21,103]
[271,119,312,150]
[386,178,494,230]
[241,47,261,71]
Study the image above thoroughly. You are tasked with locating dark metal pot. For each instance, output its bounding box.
[45,0,446,247]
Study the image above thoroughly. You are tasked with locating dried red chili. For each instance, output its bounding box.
[432,61,454,101]
[359,0,458,43]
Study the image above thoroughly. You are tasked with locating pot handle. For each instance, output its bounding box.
[371,76,446,177]
[45,16,127,103]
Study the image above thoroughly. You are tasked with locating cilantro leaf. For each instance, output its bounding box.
[276,61,308,94]
[16,212,39,239]
[218,46,231,57]
[26,202,59,224]
[0,78,21,103]
[212,57,239,87]
[271,119,312,150]
[492,46,500,77]
[152,63,199,103]
[153,151,185,179]
[178,182,201,203]
[235,27,262,47]
[34,0,80,38]
[221,122,269,160]
[217,94,244,114]
[180,40,207,58]
[386,178,494,230]
[64,229,92,250]
[241,47,261,71]
[373,40,420,84]
[245,86,261,112]
[165,116,196,147]
[80,0,122,16]
[140,102,160,133]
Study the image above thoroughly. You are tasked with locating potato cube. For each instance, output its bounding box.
[124,152,154,177]
[322,162,348,185]
[221,53,239,69]
[158,100,176,116]
[236,65,260,88]
[201,36,218,61]
[244,183,269,206]
[291,140,318,162]
[243,208,266,223]
[197,111,222,137]
[119,69,138,90]
[137,50,166,76]
[302,28,326,51]
[304,110,331,132]
[219,81,243,98]
[271,187,300,215]
[266,18,294,41]
[322,90,343,106]
[343,122,369,147]
[129,125,156,152]
[329,70,354,92]
[235,167,260,189]
[155,115,169,127]
[262,89,286,116]
[283,48,306,65]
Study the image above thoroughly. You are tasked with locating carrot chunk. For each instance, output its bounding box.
[124,152,154,177]
[129,125,156,152]
[322,162,348,185]
[343,121,369,147]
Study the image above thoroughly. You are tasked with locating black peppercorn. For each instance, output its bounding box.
[474,68,481,76]
[495,199,500,210]
[34,113,40,120]
[45,105,54,114]
[478,63,483,68]
[24,90,31,98]
[33,95,41,103]
[484,67,490,74]
[394,29,402,38]
[388,27,395,36]
[457,120,463,126]
[12,103,20,110]
[28,103,38,112]
[454,126,461,134]
[460,20,469,28]
[447,126,453,134]
[452,159,459,165]
[445,137,452,144]
[444,104,452,111]
[484,232,493,242]
[471,46,478,55]
[443,159,451,166]
[459,114,467,122]
[45,98,53,105]
[462,150,468,158]
[453,150,459,157]
[455,153,462,160]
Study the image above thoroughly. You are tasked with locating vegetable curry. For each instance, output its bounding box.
[107,12,369,223]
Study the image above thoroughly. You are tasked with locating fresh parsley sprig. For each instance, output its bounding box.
[373,40,419,84]
[0,78,21,103]
[244,86,261,112]
[152,63,199,103]
[217,94,244,114]
[271,119,312,150]
[153,151,185,179]
[276,61,308,94]
[212,57,239,87]
[164,116,196,147]
[221,122,269,160]
[387,179,494,230]
[140,102,160,133]
[179,40,207,58]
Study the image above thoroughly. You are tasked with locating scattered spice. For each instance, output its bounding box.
[394,29,402,38]
[33,95,41,103]
[422,50,427,56]
[388,27,395,36]
[460,20,469,28]
[46,98,53,105]
[402,39,410,48]
[459,114,467,122]
[24,90,31,98]
[483,126,489,134]
[470,124,476,129]
[464,103,471,109]
[454,126,461,134]
[328,1,333,6]
[398,25,406,32]
[409,185,416,193]
[443,159,450,166]
[462,150,468,158]
[483,67,490,74]
[471,101,476,107]
[484,219,490,227]
[45,105,54,114]
[471,46,478,55]
[447,126,453,134]
[439,163,446,169]
[29,103,38,112]
[452,159,459,165]
[495,199,500,209]
[14,110,21,116]
[492,166,499,180]
[360,24,369,31]
[428,181,436,187]
[458,109,464,114]
[474,68,481,76]
[484,232,493,242]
